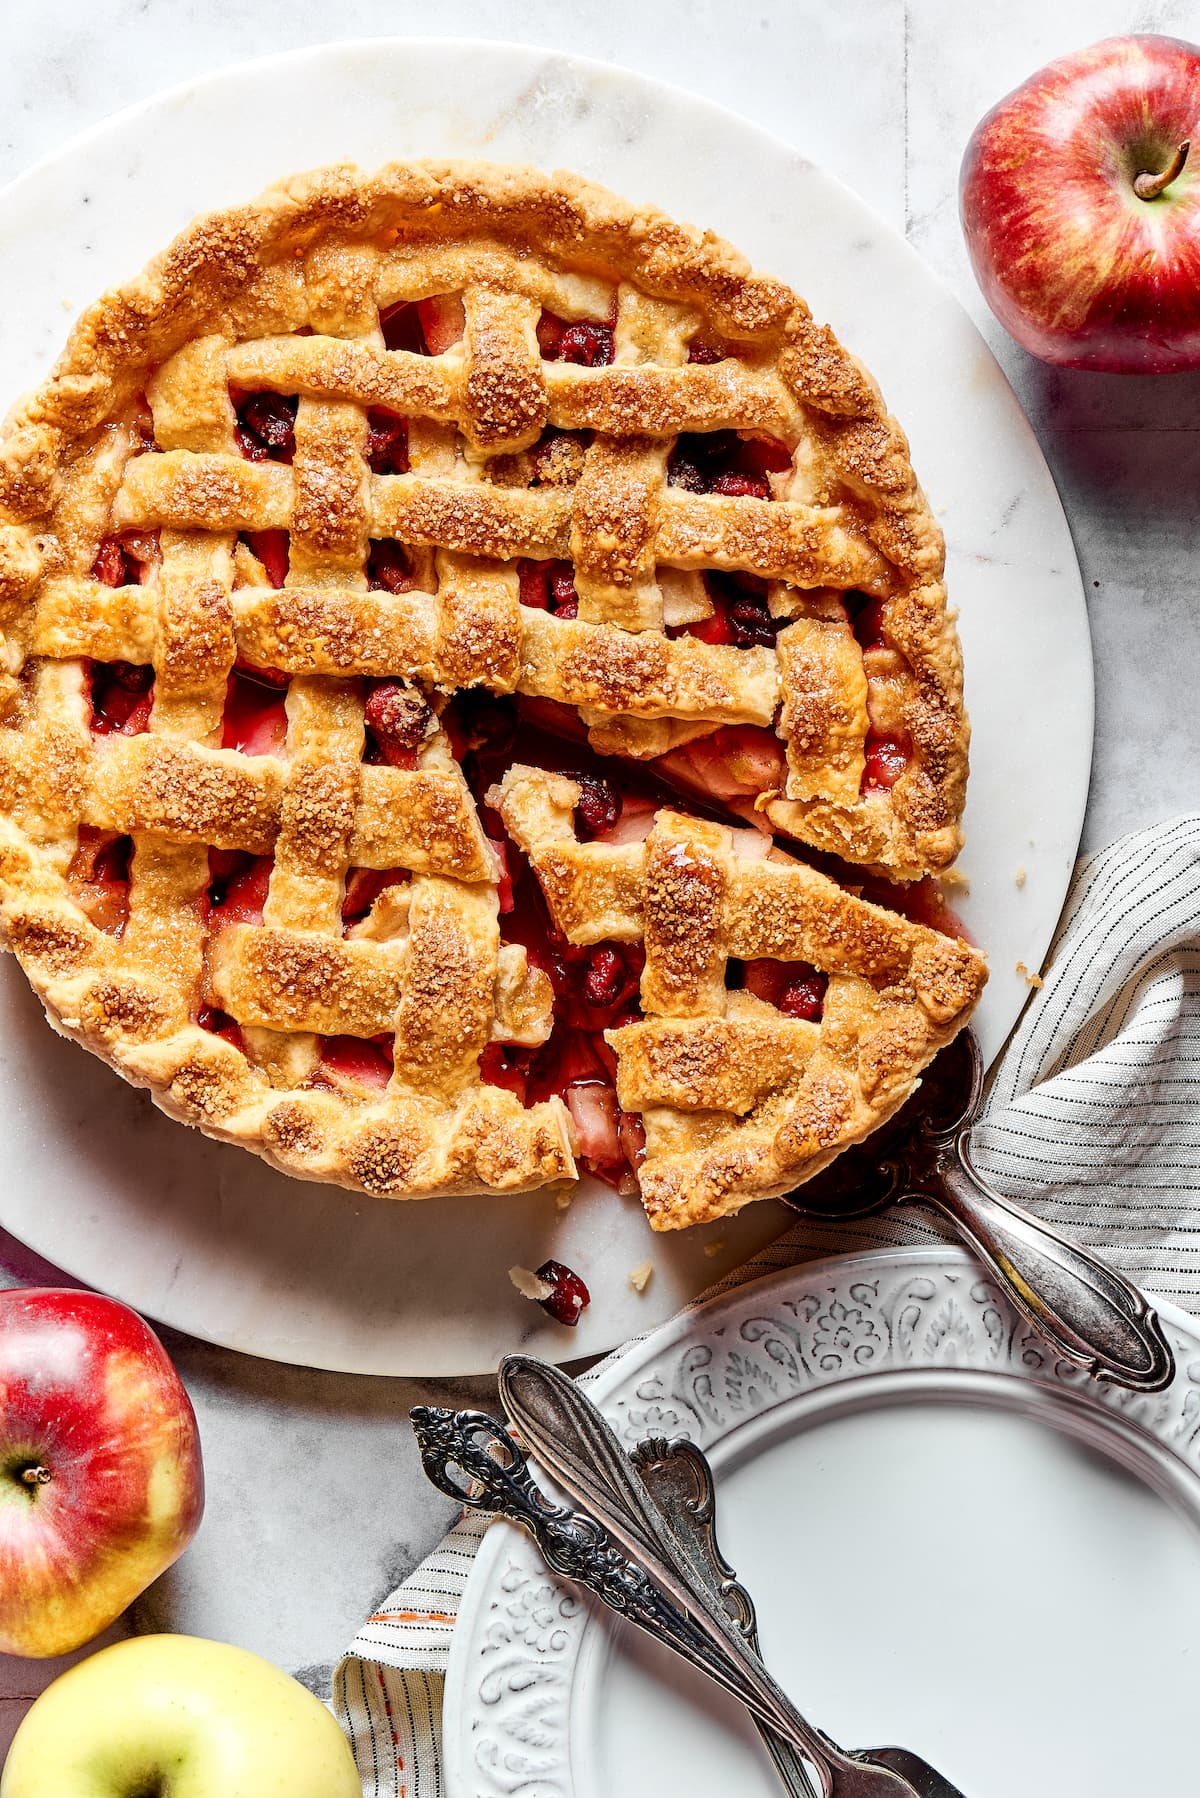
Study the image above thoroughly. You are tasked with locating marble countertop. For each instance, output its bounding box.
[3,0,1199,1756]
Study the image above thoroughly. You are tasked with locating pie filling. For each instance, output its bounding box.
[72,620,944,1190]
[73,498,938,1196]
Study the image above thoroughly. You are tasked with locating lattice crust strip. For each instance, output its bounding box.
[497,766,987,1230]
[0,159,977,1210]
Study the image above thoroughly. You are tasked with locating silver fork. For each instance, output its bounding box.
[631,1434,818,1798]
[498,1355,969,1798]
[633,1435,964,1798]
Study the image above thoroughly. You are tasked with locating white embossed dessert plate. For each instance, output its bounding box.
[447,1246,1200,1797]
[0,42,1090,1373]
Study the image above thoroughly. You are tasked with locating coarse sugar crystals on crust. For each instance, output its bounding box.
[0,158,978,1213]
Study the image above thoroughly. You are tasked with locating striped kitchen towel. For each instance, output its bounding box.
[334,815,1200,1794]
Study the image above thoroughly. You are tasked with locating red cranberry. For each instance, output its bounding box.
[241,529,289,589]
[534,1259,590,1327]
[367,539,415,593]
[582,947,625,1008]
[710,472,771,500]
[779,970,828,1022]
[365,410,410,475]
[91,536,132,587]
[557,322,615,367]
[479,1042,528,1103]
[518,559,553,608]
[687,341,723,364]
[234,657,290,690]
[529,428,587,486]
[863,731,911,791]
[728,597,781,648]
[666,452,709,494]
[364,681,431,766]
[235,392,297,463]
[550,568,579,618]
[573,774,622,839]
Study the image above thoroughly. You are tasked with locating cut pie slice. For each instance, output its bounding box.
[0,159,981,1220]
[495,763,985,1229]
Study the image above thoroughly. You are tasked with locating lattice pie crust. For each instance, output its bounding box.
[0,161,984,1227]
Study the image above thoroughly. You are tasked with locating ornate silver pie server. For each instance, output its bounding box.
[781,1028,1173,1393]
[411,1402,925,1797]
[499,1356,969,1798]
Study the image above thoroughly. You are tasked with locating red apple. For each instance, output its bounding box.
[960,35,1200,370]
[0,1288,204,1657]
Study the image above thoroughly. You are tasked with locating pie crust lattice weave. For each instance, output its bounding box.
[0,161,985,1227]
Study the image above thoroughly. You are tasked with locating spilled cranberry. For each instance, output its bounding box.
[534,1259,591,1327]
[573,774,622,839]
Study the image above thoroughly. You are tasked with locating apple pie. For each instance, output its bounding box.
[0,160,984,1228]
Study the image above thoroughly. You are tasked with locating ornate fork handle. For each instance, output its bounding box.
[411,1405,829,1741]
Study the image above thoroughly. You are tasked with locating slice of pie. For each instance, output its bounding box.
[0,160,985,1228]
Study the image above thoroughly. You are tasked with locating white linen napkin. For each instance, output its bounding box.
[333,816,1200,1795]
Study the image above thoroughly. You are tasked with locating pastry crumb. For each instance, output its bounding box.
[509,1264,554,1302]
[554,1185,575,1213]
[703,1238,728,1258]
[940,867,969,893]
[1015,960,1043,989]
[628,1260,654,1293]
[1015,865,1027,888]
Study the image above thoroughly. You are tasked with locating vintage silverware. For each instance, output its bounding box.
[781,1028,1173,1393]
[499,1356,969,1798]
[411,1401,925,1797]
[633,1436,965,1798]
[631,1434,818,1798]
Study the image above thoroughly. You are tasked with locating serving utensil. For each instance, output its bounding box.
[781,1029,1173,1393]
[499,1355,970,1796]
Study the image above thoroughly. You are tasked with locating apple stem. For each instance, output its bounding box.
[1134,140,1190,200]
[19,1464,51,1486]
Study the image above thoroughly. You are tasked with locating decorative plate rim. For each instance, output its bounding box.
[445,1244,1200,1797]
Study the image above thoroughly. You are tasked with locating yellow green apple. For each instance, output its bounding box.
[0,1633,361,1798]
